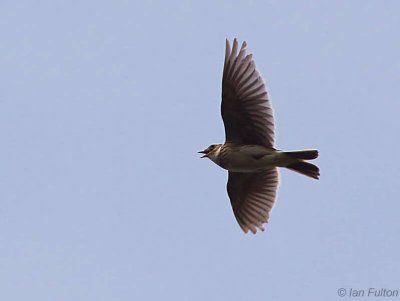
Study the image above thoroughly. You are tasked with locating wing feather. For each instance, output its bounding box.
[227,168,279,234]
[222,39,275,147]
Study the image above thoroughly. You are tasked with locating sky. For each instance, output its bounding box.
[1,1,400,300]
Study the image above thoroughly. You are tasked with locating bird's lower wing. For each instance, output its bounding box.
[227,168,279,234]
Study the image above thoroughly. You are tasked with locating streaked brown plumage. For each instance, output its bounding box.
[199,39,319,234]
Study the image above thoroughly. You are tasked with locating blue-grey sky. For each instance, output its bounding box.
[1,1,400,300]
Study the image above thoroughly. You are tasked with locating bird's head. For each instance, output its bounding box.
[198,144,223,161]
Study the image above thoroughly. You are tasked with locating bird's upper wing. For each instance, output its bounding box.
[227,168,279,234]
[222,39,275,147]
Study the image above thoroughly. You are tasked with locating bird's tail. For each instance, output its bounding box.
[284,149,318,160]
[284,150,319,180]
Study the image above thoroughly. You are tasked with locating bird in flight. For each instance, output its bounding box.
[199,39,319,234]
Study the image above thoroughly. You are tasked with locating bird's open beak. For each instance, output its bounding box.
[198,150,207,158]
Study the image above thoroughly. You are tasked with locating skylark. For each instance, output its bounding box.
[199,39,319,234]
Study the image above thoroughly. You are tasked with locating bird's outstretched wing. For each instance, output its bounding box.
[222,39,275,148]
[227,168,279,234]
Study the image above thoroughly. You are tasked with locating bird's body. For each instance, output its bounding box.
[205,144,299,172]
[200,39,319,234]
